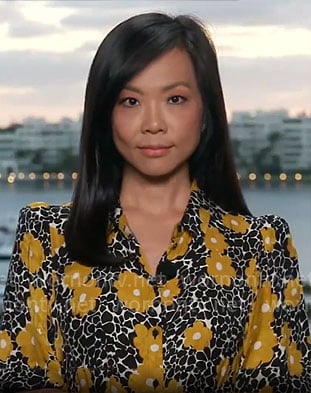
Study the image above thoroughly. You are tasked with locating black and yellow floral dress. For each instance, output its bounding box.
[0,183,310,392]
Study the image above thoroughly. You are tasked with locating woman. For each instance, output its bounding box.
[0,12,310,393]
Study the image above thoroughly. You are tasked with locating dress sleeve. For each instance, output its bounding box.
[234,216,311,393]
[0,206,65,392]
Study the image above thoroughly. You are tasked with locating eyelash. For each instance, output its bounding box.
[119,95,187,107]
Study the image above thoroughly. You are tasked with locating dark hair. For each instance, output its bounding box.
[65,12,250,267]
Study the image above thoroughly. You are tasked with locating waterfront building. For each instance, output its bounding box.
[280,117,311,172]
[0,124,19,175]
[229,110,287,173]
[14,117,81,172]
[229,110,311,174]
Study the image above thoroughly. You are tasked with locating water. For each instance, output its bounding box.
[0,181,310,282]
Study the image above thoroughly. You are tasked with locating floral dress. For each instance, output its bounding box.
[0,184,310,392]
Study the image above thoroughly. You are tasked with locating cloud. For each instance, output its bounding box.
[0,2,21,23]
[0,1,61,38]
[219,55,311,114]
[8,20,60,38]
[0,49,93,87]
[50,0,311,30]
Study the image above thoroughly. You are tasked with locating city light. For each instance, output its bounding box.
[295,173,303,181]
[57,172,65,180]
[72,172,78,180]
[264,173,272,181]
[248,172,257,181]
[7,174,15,184]
[279,173,287,181]
[29,172,36,180]
[17,172,25,180]
[43,172,50,180]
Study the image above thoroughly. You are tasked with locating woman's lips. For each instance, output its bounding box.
[139,145,173,158]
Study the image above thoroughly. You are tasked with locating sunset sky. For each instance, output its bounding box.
[0,0,310,127]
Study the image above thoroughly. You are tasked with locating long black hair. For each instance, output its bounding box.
[64,12,251,267]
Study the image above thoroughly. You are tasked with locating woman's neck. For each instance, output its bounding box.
[120,169,192,216]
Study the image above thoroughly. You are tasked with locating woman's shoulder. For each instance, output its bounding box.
[208,199,291,244]
[22,201,71,215]
[18,201,71,233]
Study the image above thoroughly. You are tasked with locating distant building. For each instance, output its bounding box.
[280,117,311,172]
[14,117,81,171]
[229,110,287,173]
[229,110,311,174]
[0,124,20,175]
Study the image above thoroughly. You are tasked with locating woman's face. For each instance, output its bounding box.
[112,47,203,180]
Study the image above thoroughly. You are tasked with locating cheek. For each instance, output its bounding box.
[178,112,202,144]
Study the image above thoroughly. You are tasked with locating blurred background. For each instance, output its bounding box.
[0,1,310,317]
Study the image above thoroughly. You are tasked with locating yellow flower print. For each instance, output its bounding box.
[231,348,243,385]
[167,230,192,260]
[105,376,127,393]
[28,201,50,209]
[16,322,52,368]
[114,272,156,313]
[63,262,92,290]
[204,226,228,253]
[70,279,102,317]
[50,225,64,257]
[191,179,200,192]
[20,232,45,274]
[75,367,93,393]
[158,278,180,306]
[260,227,277,253]
[242,281,279,369]
[128,363,164,393]
[27,286,50,332]
[199,207,211,232]
[55,328,64,362]
[119,214,132,237]
[245,258,260,293]
[183,321,213,351]
[160,380,184,393]
[107,226,116,245]
[258,387,273,393]
[216,357,230,387]
[287,341,303,377]
[284,278,303,307]
[257,281,278,323]
[47,360,64,386]
[243,325,277,369]
[0,331,13,361]
[245,281,278,336]
[280,322,292,347]
[207,252,236,286]
[286,235,298,259]
[133,325,163,366]
[222,214,250,234]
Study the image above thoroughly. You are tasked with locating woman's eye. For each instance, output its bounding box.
[121,97,139,107]
[168,95,186,104]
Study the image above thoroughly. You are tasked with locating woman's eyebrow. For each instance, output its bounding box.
[123,81,191,94]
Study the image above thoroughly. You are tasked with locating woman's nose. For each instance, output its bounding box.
[141,103,167,134]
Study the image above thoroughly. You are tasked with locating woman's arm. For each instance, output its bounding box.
[233,216,311,392]
[0,206,65,391]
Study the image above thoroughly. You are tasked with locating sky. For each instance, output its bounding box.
[0,0,311,127]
